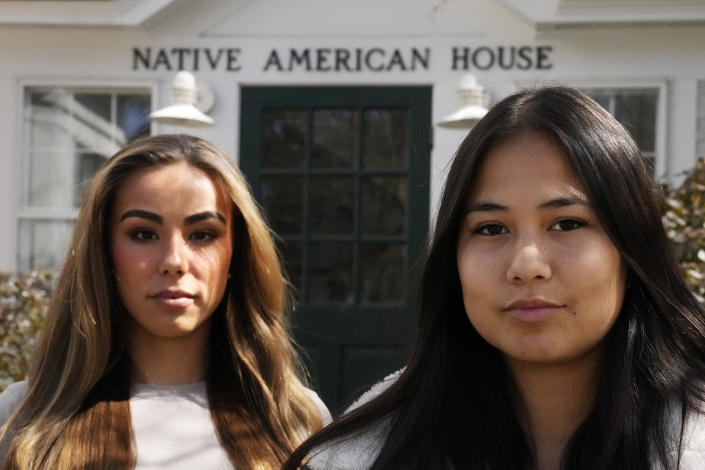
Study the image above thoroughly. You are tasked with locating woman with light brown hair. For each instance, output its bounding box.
[0,134,329,469]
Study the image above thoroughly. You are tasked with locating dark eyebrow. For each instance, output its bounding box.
[119,210,226,225]
[184,211,226,225]
[464,195,591,216]
[465,202,508,214]
[119,209,162,224]
[539,195,591,209]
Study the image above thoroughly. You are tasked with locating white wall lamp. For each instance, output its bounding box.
[150,70,215,127]
[438,74,489,130]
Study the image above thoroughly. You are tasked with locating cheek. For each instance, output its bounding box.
[562,243,626,331]
[565,243,624,298]
[199,241,233,295]
[111,239,153,285]
[457,248,501,294]
[457,250,498,329]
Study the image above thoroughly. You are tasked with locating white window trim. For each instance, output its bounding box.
[514,78,667,180]
[15,78,157,270]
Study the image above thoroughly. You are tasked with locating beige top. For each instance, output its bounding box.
[0,380,331,469]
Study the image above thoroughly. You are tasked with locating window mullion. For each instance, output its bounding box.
[301,108,312,303]
[352,107,364,305]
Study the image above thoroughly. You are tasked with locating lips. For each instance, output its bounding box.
[504,297,561,310]
[150,289,195,308]
[503,297,563,322]
[152,289,194,300]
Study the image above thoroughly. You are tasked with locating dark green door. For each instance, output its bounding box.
[239,86,431,411]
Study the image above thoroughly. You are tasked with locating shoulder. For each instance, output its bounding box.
[305,369,402,470]
[345,369,402,414]
[679,406,705,469]
[304,387,332,426]
[0,381,28,427]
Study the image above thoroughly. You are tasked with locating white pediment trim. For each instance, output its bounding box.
[0,0,178,26]
[500,0,705,27]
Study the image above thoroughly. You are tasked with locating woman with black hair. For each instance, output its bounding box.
[283,86,705,469]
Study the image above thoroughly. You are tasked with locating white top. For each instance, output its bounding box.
[0,380,331,469]
[307,370,705,470]
[306,371,398,470]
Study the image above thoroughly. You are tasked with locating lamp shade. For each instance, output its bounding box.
[438,74,488,129]
[150,71,214,126]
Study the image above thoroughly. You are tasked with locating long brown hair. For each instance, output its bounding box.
[1,134,322,469]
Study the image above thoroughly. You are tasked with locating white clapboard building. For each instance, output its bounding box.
[1,0,704,406]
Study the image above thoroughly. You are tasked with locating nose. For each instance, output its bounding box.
[159,235,186,276]
[506,239,551,283]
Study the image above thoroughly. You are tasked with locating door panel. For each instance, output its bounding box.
[240,86,431,410]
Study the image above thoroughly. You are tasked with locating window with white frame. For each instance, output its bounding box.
[580,87,660,170]
[19,86,151,271]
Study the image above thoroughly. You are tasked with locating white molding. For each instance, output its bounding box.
[0,0,177,26]
[17,208,80,220]
[500,0,705,27]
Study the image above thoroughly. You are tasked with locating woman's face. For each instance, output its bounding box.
[110,161,233,345]
[456,132,626,367]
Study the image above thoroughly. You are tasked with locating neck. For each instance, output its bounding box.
[127,320,211,385]
[507,347,602,470]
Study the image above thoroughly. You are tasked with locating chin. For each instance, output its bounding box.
[134,316,209,342]
[507,346,597,367]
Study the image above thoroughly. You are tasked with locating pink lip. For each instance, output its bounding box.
[150,290,194,308]
[503,298,563,323]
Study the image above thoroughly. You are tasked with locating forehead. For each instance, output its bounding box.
[468,133,586,202]
[113,162,229,213]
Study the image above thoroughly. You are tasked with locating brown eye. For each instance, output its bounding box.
[190,231,216,242]
[474,223,508,236]
[130,229,158,241]
[550,219,587,232]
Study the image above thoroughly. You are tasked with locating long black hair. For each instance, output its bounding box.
[283,86,705,469]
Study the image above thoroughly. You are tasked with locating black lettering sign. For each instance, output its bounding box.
[517,46,532,70]
[204,49,223,70]
[536,46,553,70]
[411,47,430,70]
[497,46,515,70]
[133,48,151,70]
[289,49,311,71]
[317,48,332,71]
[335,49,352,71]
[171,48,190,70]
[387,49,406,71]
[450,45,553,71]
[262,47,432,73]
[472,46,495,70]
[226,48,241,71]
[263,49,283,72]
[132,47,243,72]
[354,48,363,71]
[131,45,553,73]
[451,47,469,71]
[365,48,385,71]
[152,49,172,71]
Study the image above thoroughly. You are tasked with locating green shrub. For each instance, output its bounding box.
[0,269,52,390]
[663,157,705,303]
